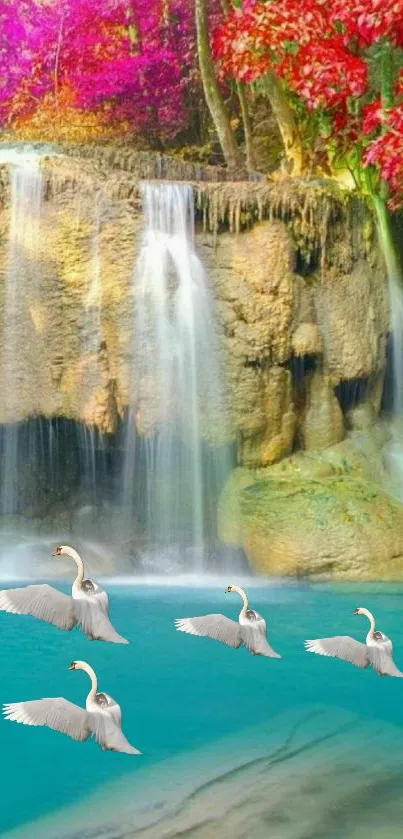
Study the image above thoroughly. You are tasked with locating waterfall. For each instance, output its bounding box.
[123,182,231,570]
[0,153,235,578]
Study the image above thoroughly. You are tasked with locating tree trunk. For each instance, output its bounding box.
[220,0,256,171]
[236,82,257,171]
[195,0,242,169]
[265,73,304,175]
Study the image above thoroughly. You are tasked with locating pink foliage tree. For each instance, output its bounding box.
[0,0,198,140]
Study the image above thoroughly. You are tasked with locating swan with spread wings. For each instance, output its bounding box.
[3,660,140,754]
[0,545,128,644]
[175,585,281,658]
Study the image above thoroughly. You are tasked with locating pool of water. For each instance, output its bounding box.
[1,579,403,838]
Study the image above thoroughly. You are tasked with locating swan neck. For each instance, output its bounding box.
[363,609,376,633]
[234,586,248,612]
[83,663,98,699]
[67,548,84,584]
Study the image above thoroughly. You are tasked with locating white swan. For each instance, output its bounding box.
[3,660,140,754]
[305,607,403,677]
[175,584,281,657]
[0,545,128,644]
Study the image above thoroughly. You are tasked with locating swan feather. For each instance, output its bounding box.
[367,646,403,677]
[87,712,141,754]
[0,585,76,631]
[3,698,89,740]
[305,636,370,668]
[241,625,281,657]
[73,598,129,644]
[175,615,243,648]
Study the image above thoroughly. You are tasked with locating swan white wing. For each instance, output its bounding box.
[367,646,403,677]
[93,587,109,615]
[107,702,122,727]
[305,636,369,668]
[241,625,282,658]
[73,598,129,644]
[175,615,243,648]
[88,712,141,754]
[0,585,76,631]
[3,698,89,741]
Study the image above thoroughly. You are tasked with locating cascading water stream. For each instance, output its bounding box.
[0,151,44,514]
[123,182,231,570]
[373,197,403,496]
[78,192,106,505]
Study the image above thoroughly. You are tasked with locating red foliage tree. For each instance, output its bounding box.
[214,0,403,206]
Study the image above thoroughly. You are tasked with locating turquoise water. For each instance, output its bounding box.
[2,580,403,838]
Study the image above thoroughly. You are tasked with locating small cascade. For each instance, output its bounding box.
[77,193,106,496]
[123,182,231,569]
[383,273,403,497]
[374,200,403,497]
[388,278,403,416]
[0,149,111,561]
[0,150,44,514]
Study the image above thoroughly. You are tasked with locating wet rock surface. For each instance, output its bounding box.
[219,426,403,579]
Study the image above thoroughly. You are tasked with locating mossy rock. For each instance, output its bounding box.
[218,434,403,580]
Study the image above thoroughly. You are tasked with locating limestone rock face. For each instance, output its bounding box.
[219,429,403,580]
[315,258,388,382]
[237,366,296,468]
[300,370,344,450]
[202,220,298,461]
[0,163,141,432]
[0,155,390,468]
[291,322,323,356]
[198,193,389,466]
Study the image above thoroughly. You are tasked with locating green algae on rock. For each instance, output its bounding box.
[219,430,403,580]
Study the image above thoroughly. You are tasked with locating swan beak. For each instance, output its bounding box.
[353,608,359,615]
[68,663,75,670]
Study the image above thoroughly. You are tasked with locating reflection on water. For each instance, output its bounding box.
[2,583,403,838]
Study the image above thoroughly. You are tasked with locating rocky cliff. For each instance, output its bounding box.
[0,156,389,438]
[0,148,397,578]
